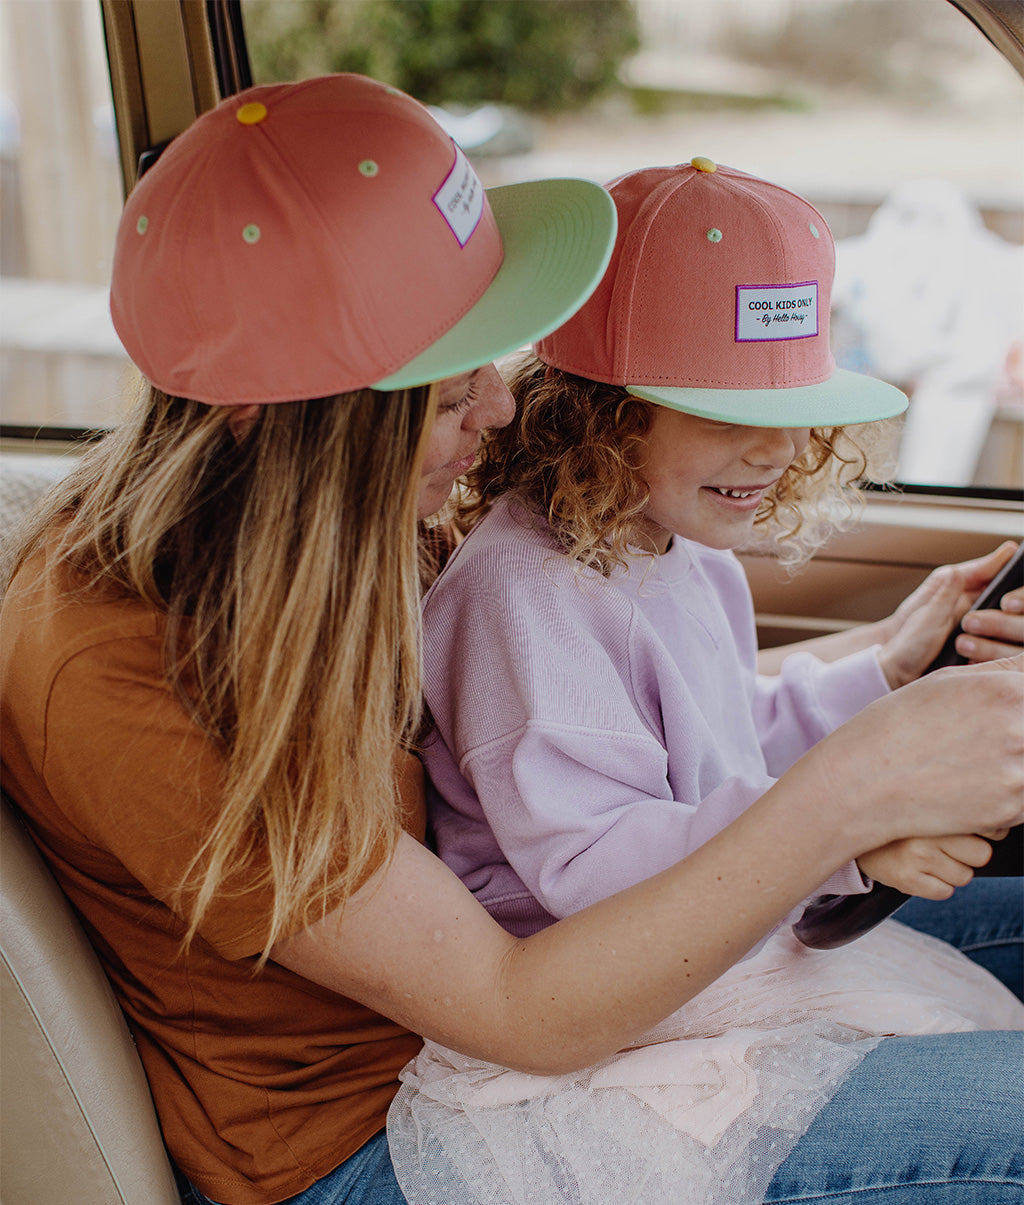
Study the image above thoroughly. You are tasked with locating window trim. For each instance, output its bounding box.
[99,0,249,198]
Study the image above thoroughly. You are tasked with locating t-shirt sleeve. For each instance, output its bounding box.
[39,633,312,959]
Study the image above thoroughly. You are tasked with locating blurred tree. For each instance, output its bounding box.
[242,0,639,111]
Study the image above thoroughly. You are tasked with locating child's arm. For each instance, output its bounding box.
[756,622,890,674]
[757,542,1021,682]
[875,542,1020,688]
[857,830,1006,899]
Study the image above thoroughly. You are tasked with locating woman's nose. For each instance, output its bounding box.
[465,364,515,431]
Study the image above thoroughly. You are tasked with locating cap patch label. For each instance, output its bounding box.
[434,144,484,247]
[736,282,818,342]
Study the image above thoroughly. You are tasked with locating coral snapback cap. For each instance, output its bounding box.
[536,158,907,427]
[110,74,616,405]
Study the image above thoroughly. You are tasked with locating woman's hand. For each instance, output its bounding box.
[956,579,1024,664]
[809,654,1024,851]
[876,542,1020,689]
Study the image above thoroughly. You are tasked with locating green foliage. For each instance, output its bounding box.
[242,0,639,112]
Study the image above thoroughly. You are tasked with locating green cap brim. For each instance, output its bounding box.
[374,177,616,391]
[627,368,908,428]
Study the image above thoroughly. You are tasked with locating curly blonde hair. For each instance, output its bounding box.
[461,353,878,573]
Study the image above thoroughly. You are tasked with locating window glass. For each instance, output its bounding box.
[0,0,132,438]
[3,0,1021,497]
[242,0,1024,493]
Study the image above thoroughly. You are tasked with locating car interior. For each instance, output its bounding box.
[0,2,1021,1202]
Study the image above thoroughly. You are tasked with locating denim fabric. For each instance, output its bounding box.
[895,876,1023,1000]
[766,878,1024,1203]
[176,1130,408,1205]
[765,1030,1024,1204]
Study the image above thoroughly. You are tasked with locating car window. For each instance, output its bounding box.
[0,0,133,442]
[3,0,1021,496]
[240,0,1024,495]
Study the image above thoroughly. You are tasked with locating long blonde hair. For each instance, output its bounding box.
[462,354,873,573]
[11,383,433,957]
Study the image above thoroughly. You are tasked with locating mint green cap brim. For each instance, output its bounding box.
[627,368,908,428]
[374,177,617,391]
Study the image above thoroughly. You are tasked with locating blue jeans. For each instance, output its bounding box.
[894,876,1023,1000]
[176,1130,408,1205]
[766,1030,1024,1203]
[181,879,1022,1205]
[766,877,1024,1203]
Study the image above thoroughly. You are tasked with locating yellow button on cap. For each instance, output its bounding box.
[691,156,716,173]
[237,102,268,126]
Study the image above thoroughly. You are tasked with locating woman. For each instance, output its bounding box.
[1,76,1022,1205]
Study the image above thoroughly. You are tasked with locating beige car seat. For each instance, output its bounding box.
[1,457,182,1204]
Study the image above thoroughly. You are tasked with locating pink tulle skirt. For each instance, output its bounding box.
[387,920,1023,1205]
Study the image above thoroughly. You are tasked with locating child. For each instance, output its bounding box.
[387,160,1023,1205]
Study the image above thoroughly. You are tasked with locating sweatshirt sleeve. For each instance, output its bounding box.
[461,722,773,920]
[459,715,868,917]
[751,648,892,777]
[696,547,889,779]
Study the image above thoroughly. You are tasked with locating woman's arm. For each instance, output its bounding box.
[272,769,853,1077]
[273,658,1024,1077]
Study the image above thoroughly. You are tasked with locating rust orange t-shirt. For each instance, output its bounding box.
[0,543,424,1204]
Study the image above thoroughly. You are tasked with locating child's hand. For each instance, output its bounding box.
[876,543,1019,689]
[857,831,1004,899]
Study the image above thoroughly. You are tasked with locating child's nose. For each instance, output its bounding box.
[465,364,515,432]
[744,426,810,468]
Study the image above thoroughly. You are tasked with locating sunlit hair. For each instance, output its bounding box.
[10,382,434,959]
[461,353,878,573]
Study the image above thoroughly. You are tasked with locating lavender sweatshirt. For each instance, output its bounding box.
[421,495,886,940]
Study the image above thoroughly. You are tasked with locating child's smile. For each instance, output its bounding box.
[638,407,810,553]
[703,483,773,510]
